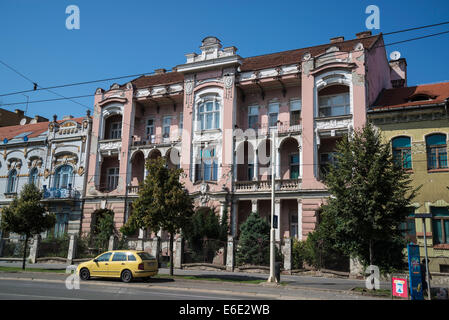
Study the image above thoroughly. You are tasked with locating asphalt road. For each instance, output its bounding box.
[0,272,386,300]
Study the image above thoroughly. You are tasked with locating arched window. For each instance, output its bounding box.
[54,165,73,189]
[197,99,220,130]
[29,168,39,185]
[426,134,448,170]
[392,137,412,169]
[7,169,17,193]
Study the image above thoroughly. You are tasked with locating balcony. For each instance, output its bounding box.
[127,185,140,195]
[244,120,301,136]
[235,179,301,192]
[42,186,78,200]
[132,133,181,147]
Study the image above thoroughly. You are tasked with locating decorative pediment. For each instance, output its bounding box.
[7,158,22,170]
[28,156,43,168]
[53,153,78,166]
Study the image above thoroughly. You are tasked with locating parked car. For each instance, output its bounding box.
[76,250,158,283]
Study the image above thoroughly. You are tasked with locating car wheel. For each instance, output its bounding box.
[79,268,90,281]
[121,270,133,283]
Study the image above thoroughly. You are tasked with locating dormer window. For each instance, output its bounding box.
[409,94,432,102]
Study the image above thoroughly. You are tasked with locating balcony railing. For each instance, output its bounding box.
[245,120,301,136]
[234,178,301,192]
[127,185,140,195]
[132,133,181,147]
[42,186,77,200]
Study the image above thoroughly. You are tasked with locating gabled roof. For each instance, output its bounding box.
[239,34,381,72]
[116,34,382,90]
[124,72,185,90]
[371,82,449,111]
[0,117,85,142]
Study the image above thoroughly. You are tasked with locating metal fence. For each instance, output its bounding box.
[38,235,71,258]
[75,235,107,259]
[235,238,284,267]
[183,238,227,265]
[0,238,29,258]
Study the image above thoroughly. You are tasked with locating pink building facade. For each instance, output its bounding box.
[83,32,402,241]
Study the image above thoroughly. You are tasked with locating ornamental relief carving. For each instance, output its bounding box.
[99,141,122,151]
[315,117,352,131]
[53,154,78,167]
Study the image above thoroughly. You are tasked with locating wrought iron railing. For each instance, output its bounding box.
[42,186,77,199]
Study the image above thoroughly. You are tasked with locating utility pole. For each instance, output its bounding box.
[268,129,277,283]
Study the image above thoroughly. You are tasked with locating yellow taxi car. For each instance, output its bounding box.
[76,250,158,283]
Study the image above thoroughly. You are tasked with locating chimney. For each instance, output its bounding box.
[389,58,407,88]
[15,109,25,117]
[356,31,372,39]
[155,68,166,75]
[330,36,344,44]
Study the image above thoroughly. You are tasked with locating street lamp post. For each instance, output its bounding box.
[415,213,432,300]
[268,130,277,283]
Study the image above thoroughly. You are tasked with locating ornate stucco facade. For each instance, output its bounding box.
[82,32,397,241]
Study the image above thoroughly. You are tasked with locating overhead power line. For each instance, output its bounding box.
[1,20,449,99]
[383,20,449,36]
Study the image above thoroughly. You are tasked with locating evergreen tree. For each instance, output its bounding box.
[1,184,56,269]
[182,207,228,262]
[121,157,194,276]
[318,123,419,273]
[235,212,271,266]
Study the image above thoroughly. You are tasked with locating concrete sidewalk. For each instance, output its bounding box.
[0,260,389,292]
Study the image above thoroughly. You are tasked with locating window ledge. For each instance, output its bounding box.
[194,129,222,135]
[193,180,218,185]
[433,244,449,250]
[427,169,449,173]
[314,114,352,121]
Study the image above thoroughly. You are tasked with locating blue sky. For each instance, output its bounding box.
[1,0,448,120]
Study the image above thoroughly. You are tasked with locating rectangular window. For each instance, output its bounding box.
[179,112,183,131]
[290,100,301,126]
[247,163,254,180]
[146,119,155,142]
[291,215,298,239]
[428,146,448,170]
[110,122,122,139]
[431,207,449,245]
[318,93,350,117]
[107,167,120,191]
[163,116,171,139]
[399,209,416,243]
[392,137,412,169]
[248,106,259,129]
[195,147,218,182]
[290,154,300,179]
[320,152,337,178]
[268,103,279,127]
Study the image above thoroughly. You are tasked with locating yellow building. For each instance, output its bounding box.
[369,82,449,273]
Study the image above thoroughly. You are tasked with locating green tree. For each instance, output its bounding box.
[318,123,419,273]
[91,208,116,252]
[121,157,194,276]
[182,207,228,263]
[235,212,271,266]
[1,184,55,269]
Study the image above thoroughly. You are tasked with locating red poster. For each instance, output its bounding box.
[392,277,409,298]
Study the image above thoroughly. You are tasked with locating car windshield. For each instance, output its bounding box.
[137,252,155,260]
